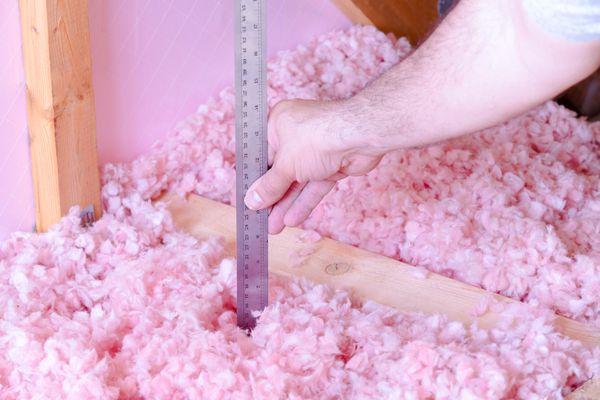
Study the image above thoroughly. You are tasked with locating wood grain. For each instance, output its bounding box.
[164,194,600,348]
[330,0,373,26]
[331,0,440,44]
[19,0,101,232]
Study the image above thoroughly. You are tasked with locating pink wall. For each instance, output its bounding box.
[0,1,350,239]
[89,0,350,163]
[0,1,34,238]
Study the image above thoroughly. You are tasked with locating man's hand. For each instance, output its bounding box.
[244,99,382,234]
[245,0,600,235]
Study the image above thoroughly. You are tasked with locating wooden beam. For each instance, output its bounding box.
[567,378,600,400]
[330,0,373,27]
[165,194,600,348]
[331,0,440,44]
[559,69,600,118]
[19,0,102,232]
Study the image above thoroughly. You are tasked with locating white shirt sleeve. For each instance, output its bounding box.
[523,0,600,41]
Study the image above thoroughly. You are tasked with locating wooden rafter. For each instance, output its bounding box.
[331,0,440,44]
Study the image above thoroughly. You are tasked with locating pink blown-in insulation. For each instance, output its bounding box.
[1,27,599,399]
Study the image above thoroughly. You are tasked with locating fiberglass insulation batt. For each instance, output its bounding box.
[1,27,599,399]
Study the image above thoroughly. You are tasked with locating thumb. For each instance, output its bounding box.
[244,164,293,210]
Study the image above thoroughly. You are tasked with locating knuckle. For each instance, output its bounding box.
[259,173,284,198]
[261,182,278,198]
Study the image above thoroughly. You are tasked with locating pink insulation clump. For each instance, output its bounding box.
[0,26,599,399]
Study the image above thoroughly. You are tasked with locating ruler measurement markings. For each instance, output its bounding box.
[235,0,268,331]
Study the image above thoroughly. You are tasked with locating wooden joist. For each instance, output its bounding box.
[331,0,440,44]
[165,194,599,348]
[566,378,600,400]
[19,0,102,232]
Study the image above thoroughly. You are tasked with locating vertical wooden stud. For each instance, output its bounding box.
[331,0,440,45]
[19,0,102,232]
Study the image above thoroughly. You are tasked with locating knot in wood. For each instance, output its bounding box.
[325,262,351,276]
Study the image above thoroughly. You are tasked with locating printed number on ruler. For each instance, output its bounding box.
[235,0,268,331]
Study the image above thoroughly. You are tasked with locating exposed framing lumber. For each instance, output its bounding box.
[330,0,373,27]
[567,378,600,400]
[165,194,599,348]
[19,0,102,232]
[13,1,597,395]
[331,0,440,44]
[559,68,600,118]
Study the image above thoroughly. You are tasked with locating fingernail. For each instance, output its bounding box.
[245,190,263,209]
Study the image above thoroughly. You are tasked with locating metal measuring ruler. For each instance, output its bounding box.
[234,0,268,330]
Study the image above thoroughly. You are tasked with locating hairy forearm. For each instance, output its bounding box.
[248,0,600,230]
[337,0,600,153]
